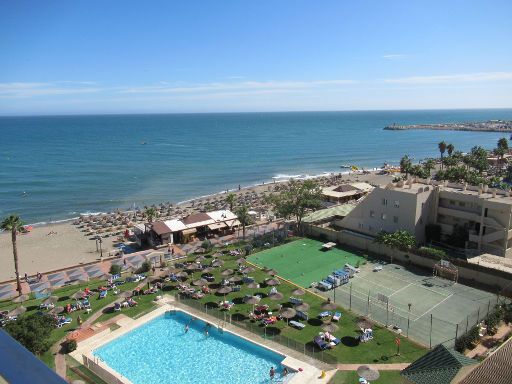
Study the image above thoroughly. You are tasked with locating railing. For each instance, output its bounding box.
[174,294,337,365]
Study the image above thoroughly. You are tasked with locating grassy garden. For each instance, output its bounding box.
[329,370,405,384]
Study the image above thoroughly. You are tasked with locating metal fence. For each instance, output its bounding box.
[333,286,502,348]
[174,294,337,365]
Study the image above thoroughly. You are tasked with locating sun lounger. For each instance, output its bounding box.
[114,302,121,311]
[296,310,309,321]
[320,332,340,344]
[262,316,278,326]
[318,281,332,291]
[289,320,305,329]
[314,336,331,350]
[99,290,107,299]
[332,312,342,321]
[289,297,303,305]
[318,311,332,318]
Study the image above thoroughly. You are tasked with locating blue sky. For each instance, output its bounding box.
[0,0,511,115]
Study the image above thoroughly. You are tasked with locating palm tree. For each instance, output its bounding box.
[143,207,158,223]
[235,205,253,240]
[399,155,412,178]
[438,141,447,170]
[1,215,24,295]
[447,143,455,156]
[225,193,236,211]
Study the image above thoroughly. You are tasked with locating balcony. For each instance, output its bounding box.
[437,206,480,222]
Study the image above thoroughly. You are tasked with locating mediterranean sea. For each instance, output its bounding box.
[2,109,512,224]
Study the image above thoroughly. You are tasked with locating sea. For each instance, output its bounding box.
[2,109,512,225]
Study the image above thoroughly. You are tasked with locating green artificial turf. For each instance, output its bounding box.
[248,238,365,287]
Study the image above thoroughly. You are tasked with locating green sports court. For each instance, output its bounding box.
[247,238,364,287]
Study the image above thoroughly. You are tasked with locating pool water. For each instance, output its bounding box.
[93,311,286,384]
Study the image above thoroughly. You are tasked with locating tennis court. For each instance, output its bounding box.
[247,238,365,287]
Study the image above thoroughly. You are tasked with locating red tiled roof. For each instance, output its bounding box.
[151,221,171,235]
[182,213,212,225]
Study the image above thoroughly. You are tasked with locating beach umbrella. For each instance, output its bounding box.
[265,278,280,286]
[195,255,205,262]
[192,278,208,287]
[295,303,310,312]
[291,288,305,296]
[176,271,189,280]
[71,290,85,300]
[8,306,26,317]
[321,322,339,333]
[217,286,232,299]
[265,268,278,276]
[357,366,380,381]
[121,291,132,299]
[12,294,29,303]
[49,306,64,315]
[279,308,296,325]
[321,301,337,311]
[43,295,59,305]
[236,258,246,264]
[357,318,373,330]
[241,267,255,274]
[228,276,242,283]
[212,260,224,267]
[244,295,261,305]
[246,282,259,289]
[221,269,234,276]
[201,266,214,274]
[269,292,284,301]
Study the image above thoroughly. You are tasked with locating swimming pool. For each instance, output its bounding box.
[93,311,288,384]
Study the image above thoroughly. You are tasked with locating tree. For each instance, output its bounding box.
[235,205,253,239]
[1,215,24,295]
[266,180,323,233]
[225,193,236,211]
[447,143,455,156]
[143,207,158,223]
[469,146,489,175]
[438,141,447,170]
[498,137,509,151]
[4,314,57,355]
[374,230,416,250]
[423,159,436,176]
[399,155,412,177]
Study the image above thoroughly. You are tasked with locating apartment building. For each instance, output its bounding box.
[340,179,512,258]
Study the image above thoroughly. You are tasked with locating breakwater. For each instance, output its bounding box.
[384,120,512,132]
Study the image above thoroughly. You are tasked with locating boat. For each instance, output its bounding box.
[340,164,352,169]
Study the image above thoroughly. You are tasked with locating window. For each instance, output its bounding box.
[381,213,387,220]
[394,201,400,208]
[449,200,455,205]
[370,210,375,218]
[358,223,363,229]
[459,201,466,207]
[393,216,399,223]
[382,198,388,206]
[368,225,374,231]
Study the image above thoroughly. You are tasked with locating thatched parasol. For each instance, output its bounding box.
[321,301,337,311]
[43,295,59,305]
[246,282,260,289]
[291,288,305,296]
[268,292,284,301]
[265,268,278,276]
[48,306,64,315]
[295,303,310,312]
[265,278,280,286]
[279,307,296,324]
[201,267,214,273]
[244,296,261,305]
[186,263,202,271]
[357,366,380,381]
[13,294,29,303]
[236,258,246,264]
[192,278,208,287]
[71,290,85,300]
[121,291,133,299]
[241,267,255,274]
[221,269,234,276]
[217,286,232,298]
[8,306,26,317]
[321,322,339,333]
[212,260,224,267]
[176,271,189,278]
[357,318,373,330]
[227,276,242,283]
[195,255,205,262]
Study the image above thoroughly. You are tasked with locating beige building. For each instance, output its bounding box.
[322,182,374,204]
[340,179,512,258]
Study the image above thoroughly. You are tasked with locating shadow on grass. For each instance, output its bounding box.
[205,301,218,309]
[340,336,360,347]
[254,292,268,298]
[232,297,245,305]
[264,327,281,337]
[232,313,248,322]
[307,318,323,326]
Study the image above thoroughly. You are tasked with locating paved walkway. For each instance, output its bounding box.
[466,323,512,358]
[337,363,410,370]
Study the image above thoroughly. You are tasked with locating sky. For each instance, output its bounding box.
[0,0,511,115]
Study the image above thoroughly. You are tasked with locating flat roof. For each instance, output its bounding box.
[303,204,356,223]
[151,221,171,235]
[467,253,512,274]
[322,182,373,198]
[164,219,187,232]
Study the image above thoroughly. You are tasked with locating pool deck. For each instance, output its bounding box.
[72,295,337,384]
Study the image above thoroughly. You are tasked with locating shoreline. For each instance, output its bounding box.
[13,167,388,227]
[384,120,512,132]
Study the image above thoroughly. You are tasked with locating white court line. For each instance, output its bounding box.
[352,275,397,295]
[413,293,454,321]
[388,283,412,297]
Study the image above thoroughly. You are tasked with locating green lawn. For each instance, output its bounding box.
[169,241,426,364]
[248,238,365,287]
[329,370,405,384]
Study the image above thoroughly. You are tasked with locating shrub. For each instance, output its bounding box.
[4,314,57,355]
[486,307,504,335]
[416,246,448,260]
[455,325,481,352]
[244,244,253,256]
[201,239,213,252]
[137,260,151,274]
[109,264,122,275]
[160,260,167,269]
[65,339,77,353]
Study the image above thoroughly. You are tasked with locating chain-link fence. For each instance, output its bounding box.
[332,286,502,348]
[174,294,337,365]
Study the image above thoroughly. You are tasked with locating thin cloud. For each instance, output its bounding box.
[0,82,102,98]
[382,54,407,60]
[226,76,246,79]
[384,71,512,84]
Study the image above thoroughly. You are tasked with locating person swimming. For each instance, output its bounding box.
[185,324,189,333]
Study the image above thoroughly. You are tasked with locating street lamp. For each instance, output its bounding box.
[98,236,103,259]
[407,303,412,337]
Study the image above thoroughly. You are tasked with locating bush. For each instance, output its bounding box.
[455,325,480,352]
[244,244,253,256]
[65,339,77,353]
[201,240,213,252]
[160,260,167,269]
[136,260,151,274]
[416,246,448,260]
[486,307,504,335]
[4,314,57,355]
[109,264,122,275]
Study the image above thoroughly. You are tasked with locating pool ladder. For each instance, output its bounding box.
[166,308,177,317]
[218,321,225,333]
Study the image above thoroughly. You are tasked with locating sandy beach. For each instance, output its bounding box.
[0,171,393,284]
